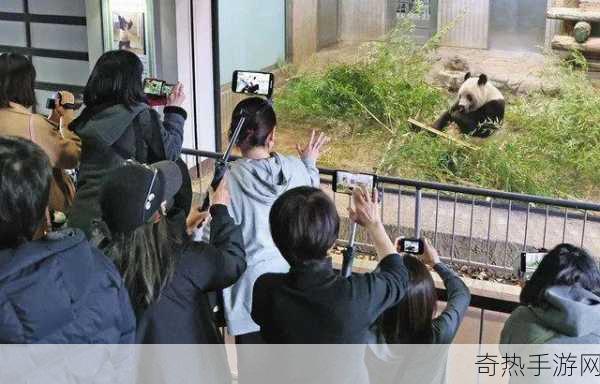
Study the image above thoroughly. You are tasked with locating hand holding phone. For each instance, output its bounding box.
[144,78,180,106]
[166,83,185,107]
[348,185,381,229]
[333,171,376,196]
[397,238,426,256]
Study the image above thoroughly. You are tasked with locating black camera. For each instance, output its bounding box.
[46,92,82,111]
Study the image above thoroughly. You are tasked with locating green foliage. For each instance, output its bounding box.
[276,7,600,200]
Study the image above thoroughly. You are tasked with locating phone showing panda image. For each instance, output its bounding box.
[143,78,175,106]
[232,71,274,98]
[333,171,377,196]
[398,238,425,255]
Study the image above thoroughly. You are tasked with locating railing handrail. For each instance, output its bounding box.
[181,148,600,212]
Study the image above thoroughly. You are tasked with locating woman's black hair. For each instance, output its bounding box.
[378,256,437,344]
[521,244,600,308]
[0,53,37,108]
[0,136,52,249]
[83,50,147,109]
[230,97,276,150]
[270,187,340,265]
[93,219,177,314]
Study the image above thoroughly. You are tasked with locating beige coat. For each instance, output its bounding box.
[0,102,81,212]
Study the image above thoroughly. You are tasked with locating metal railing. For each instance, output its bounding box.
[182,148,600,342]
[182,148,600,276]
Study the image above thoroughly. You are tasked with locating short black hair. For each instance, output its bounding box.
[230,97,276,150]
[270,187,339,265]
[521,244,600,307]
[84,50,147,108]
[0,53,37,108]
[0,136,52,249]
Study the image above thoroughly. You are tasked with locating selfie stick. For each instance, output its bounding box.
[200,115,246,211]
[342,222,358,278]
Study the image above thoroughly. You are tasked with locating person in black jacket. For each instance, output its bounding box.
[374,238,471,345]
[252,186,409,344]
[365,239,471,384]
[68,50,187,237]
[0,136,135,344]
[91,160,246,346]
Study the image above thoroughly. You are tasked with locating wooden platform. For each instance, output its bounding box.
[547,7,600,22]
[552,35,600,55]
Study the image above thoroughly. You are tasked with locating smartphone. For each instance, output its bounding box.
[520,252,547,280]
[143,78,175,98]
[398,238,425,255]
[232,71,274,98]
[333,171,377,195]
[46,93,82,111]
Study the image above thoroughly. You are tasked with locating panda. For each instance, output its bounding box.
[433,72,505,138]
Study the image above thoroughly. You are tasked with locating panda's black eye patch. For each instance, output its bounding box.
[466,94,473,102]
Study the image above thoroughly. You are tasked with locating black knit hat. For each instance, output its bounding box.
[100,161,182,233]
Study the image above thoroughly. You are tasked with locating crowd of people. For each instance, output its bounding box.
[1,50,600,381]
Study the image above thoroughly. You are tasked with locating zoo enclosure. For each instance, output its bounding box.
[181,148,600,277]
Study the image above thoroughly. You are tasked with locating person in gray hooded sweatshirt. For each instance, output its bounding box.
[197,97,328,379]
[500,244,600,344]
[68,50,186,237]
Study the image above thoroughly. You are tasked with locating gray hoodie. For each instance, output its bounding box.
[500,286,600,344]
[200,153,320,335]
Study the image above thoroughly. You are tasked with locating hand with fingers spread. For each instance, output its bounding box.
[348,185,381,230]
[296,130,330,162]
[349,186,396,258]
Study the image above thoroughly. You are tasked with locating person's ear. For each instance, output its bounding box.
[267,128,276,149]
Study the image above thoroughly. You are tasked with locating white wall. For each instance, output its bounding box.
[176,0,216,153]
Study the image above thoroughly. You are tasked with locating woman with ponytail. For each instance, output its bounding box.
[198,96,328,379]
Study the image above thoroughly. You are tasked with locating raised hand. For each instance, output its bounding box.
[296,130,330,162]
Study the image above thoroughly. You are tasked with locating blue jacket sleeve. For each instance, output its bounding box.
[160,106,186,161]
[431,263,471,344]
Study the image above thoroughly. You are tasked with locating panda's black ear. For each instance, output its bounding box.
[464,72,472,81]
[478,74,488,86]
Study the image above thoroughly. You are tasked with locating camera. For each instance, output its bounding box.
[333,171,377,195]
[232,70,274,98]
[398,238,425,255]
[143,78,176,106]
[46,92,82,111]
[519,251,547,281]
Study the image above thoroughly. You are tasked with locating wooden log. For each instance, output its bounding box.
[407,118,479,151]
[547,7,600,22]
[552,35,600,55]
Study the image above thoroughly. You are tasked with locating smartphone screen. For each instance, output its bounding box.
[144,79,165,97]
[399,239,424,255]
[520,252,547,280]
[334,171,375,195]
[233,71,274,98]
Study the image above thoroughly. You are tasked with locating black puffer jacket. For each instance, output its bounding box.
[68,103,186,237]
